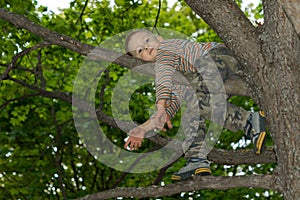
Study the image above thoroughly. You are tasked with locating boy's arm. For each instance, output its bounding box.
[139,118,156,132]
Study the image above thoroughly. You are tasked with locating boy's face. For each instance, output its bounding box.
[127,31,162,61]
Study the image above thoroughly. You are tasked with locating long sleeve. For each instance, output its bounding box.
[155,52,177,102]
[165,85,186,118]
[155,63,175,101]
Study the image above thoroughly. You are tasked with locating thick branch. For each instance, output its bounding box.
[0,8,249,96]
[208,148,276,165]
[75,174,279,200]
[0,8,142,68]
[0,9,92,55]
[184,0,263,70]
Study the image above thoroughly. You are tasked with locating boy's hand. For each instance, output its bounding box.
[165,115,173,130]
[154,103,173,130]
[124,126,146,151]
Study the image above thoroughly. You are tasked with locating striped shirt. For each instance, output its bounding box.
[155,39,222,118]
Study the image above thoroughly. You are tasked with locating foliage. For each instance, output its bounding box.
[0,0,282,199]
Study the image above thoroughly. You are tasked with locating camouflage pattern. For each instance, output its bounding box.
[179,46,250,159]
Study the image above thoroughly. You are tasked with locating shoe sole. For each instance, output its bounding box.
[255,131,266,155]
[171,167,211,181]
[259,111,265,117]
[195,168,211,175]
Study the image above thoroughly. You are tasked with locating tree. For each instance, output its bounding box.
[0,0,299,199]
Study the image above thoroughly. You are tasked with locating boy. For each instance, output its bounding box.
[123,29,266,181]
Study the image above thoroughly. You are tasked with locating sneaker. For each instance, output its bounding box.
[244,111,267,155]
[171,158,211,181]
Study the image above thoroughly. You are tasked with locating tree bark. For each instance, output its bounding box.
[261,1,300,199]
[279,0,300,36]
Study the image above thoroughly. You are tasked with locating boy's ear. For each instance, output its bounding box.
[156,35,163,42]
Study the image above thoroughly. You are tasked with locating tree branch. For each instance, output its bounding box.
[208,148,276,165]
[8,73,276,166]
[9,76,72,103]
[0,8,92,55]
[184,0,263,70]
[152,0,162,34]
[0,8,249,97]
[0,41,50,81]
[0,93,40,111]
[75,0,89,26]
[74,174,279,200]
[0,8,141,68]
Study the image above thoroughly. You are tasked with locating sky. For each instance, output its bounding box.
[37,0,260,14]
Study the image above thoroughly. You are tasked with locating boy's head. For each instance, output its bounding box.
[125,29,163,61]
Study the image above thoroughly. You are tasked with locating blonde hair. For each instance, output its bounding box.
[125,29,154,56]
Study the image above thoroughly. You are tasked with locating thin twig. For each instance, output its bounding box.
[8,76,72,103]
[152,0,161,35]
[0,93,40,111]
[0,41,50,81]
[75,0,89,25]
[35,49,47,89]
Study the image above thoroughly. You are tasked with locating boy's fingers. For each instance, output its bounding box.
[160,121,172,132]
[133,142,140,150]
[129,141,135,150]
[124,136,144,150]
[167,120,173,129]
[131,144,135,151]
[124,137,134,149]
[161,127,167,132]
[124,140,130,149]
[124,137,133,149]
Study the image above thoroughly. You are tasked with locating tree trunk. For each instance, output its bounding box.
[261,0,300,199]
[185,0,300,199]
[1,0,300,198]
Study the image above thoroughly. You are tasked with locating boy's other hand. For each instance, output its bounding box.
[154,104,173,131]
[154,104,167,130]
[165,115,173,130]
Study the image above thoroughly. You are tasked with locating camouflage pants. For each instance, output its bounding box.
[180,46,250,159]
